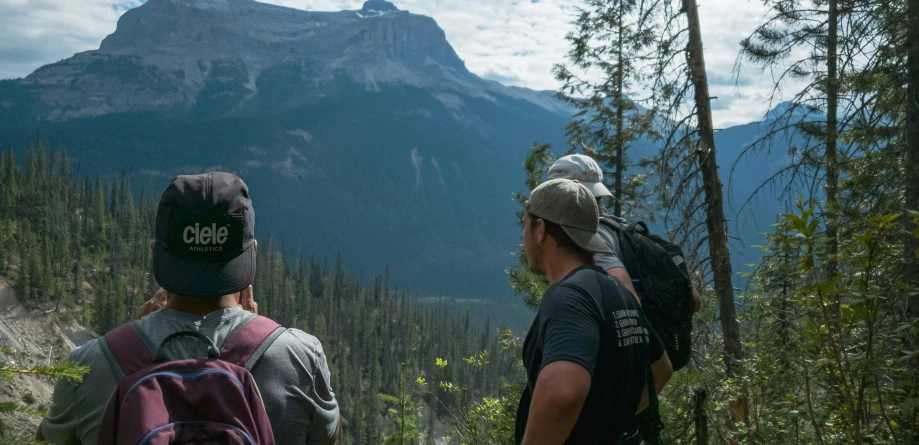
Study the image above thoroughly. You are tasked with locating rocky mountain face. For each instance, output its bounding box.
[0,0,573,298]
[16,0,565,122]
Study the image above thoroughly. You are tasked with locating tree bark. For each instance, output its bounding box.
[826,0,839,278]
[683,0,746,424]
[614,0,625,217]
[694,388,710,444]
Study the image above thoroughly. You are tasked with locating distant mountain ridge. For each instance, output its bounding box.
[13,0,567,123]
[0,0,575,298]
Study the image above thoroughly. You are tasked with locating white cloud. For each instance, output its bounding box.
[696,0,809,127]
[0,0,142,79]
[0,0,804,127]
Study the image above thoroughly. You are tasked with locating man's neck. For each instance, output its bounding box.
[544,252,590,285]
[165,293,240,317]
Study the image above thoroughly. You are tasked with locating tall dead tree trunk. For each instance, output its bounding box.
[826,0,840,278]
[683,0,746,424]
[614,0,626,217]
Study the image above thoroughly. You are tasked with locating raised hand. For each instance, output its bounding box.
[240,285,258,314]
[133,287,168,320]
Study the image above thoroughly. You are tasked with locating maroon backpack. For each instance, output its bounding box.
[96,315,286,445]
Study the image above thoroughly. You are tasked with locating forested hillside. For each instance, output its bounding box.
[0,144,522,444]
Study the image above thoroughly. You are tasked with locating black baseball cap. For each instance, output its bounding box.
[153,172,256,297]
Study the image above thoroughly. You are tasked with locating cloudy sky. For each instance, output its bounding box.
[0,0,798,127]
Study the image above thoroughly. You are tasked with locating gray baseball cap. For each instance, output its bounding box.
[526,178,612,254]
[548,154,613,198]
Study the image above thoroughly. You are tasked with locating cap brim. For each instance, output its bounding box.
[561,225,613,254]
[582,181,613,198]
[153,242,256,297]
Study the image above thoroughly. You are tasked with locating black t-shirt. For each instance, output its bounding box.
[515,265,664,444]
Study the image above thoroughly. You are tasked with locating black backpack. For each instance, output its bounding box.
[600,217,694,371]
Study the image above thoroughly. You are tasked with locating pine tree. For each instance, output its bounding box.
[507,143,555,308]
[296,259,312,332]
[378,363,423,445]
[16,229,32,302]
[333,253,345,330]
[906,0,919,313]
[553,0,656,217]
[90,180,107,255]
[310,258,324,300]
[383,267,390,302]
[0,145,11,215]
[0,146,14,275]
[365,346,384,444]
[313,313,327,345]
[679,0,746,423]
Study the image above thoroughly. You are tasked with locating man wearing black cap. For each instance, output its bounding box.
[38,173,340,445]
[515,178,663,445]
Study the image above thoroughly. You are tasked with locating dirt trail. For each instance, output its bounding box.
[0,280,95,437]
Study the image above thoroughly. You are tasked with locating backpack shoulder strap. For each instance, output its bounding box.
[599,215,626,232]
[600,272,663,438]
[100,323,154,379]
[645,364,664,444]
[221,315,286,370]
[629,221,650,234]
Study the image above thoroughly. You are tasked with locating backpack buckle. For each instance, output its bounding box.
[616,430,646,445]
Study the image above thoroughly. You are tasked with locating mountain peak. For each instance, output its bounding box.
[361,0,399,13]
[766,101,825,122]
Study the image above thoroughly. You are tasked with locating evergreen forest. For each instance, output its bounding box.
[1,0,919,443]
[0,144,522,444]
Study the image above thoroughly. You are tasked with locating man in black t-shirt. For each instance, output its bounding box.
[515,178,665,445]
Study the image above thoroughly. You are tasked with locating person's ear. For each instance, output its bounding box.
[535,218,548,243]
[254,240,258,254]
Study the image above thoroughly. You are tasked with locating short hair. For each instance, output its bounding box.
[528,212,589,256]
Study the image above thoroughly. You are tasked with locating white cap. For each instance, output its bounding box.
[548,154,612,198]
